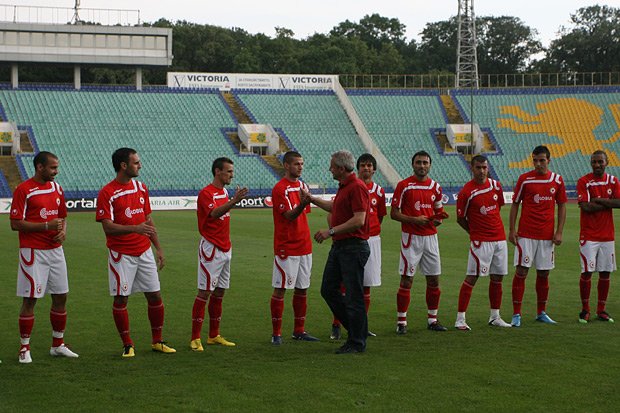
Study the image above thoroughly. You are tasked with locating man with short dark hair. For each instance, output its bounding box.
[190,157,248,351]
[11,151,78,363]
[576,150,619,323]
[311,150,370,354]
[97,147,175,358]
[269,151,318,345]
[508,145,567,326]
[454,155,511,330]
[391,151,448,334]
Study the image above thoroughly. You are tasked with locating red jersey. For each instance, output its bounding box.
[272,178,312,256]
[457,178,506,242]
[197,184,231,251]
[513,170,567,240]
[577,173,620,242]
[366,182,387,237]
[331,173,370,241]
[10,178,67,249]
[96,179,152,256]
[392,176,444,236]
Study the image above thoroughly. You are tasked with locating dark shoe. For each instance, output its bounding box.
[396,324,407,335]
[330,324,341,340]
[335,344,365,354]
[597,311,615,323]
[271,335,283,345]
[578,310,590,324]
[427,321,448,331]
[292,332,320,342]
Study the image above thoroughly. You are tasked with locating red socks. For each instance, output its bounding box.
[458,281,474,313]
[396,286,411,325]
[208,295,223,338]
[191,296,207,340]
[112,303,133,347]
[597,276,610,314]
[489,279,503,310]
[536,276,549,314]
[19,314,34,348]
[270,295,284,336]
[50,310,67,347]
[512,273,526,315]
[292,293,307,335]
[580,274,592,312]
[426,285,441,322]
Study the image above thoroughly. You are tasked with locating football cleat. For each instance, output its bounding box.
[427,321,448,332]
[489,317,512,328]
[18,346,32,364]
[330,324,341,340]
[152,341,176,354]
[292,332,320,342]
[578,310,590,324]
[597,311,615,323]
[511,314,522,327]
[190,338,204,352]
[271,335,283,346]
[335,344,365,354]
[367,330,377,337]
[455,320,471,331]
[50,343,79,358]
[122,345,135,358]
[396,324,407,335]
[535,311,557,324]
[207,335,236,347]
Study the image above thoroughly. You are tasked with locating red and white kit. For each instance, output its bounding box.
[392,177,444,276]
[97,179,160,295]
[364,182,386,286]
[11,179,68,297]
[457,178,507,276]
[197,184,232,291]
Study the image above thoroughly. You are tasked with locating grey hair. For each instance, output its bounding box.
[332,150,355,172]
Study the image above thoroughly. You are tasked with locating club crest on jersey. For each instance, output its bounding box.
[550,187,556,194]
[608,189,613,195]
[56,198,60,205]
[481,266,488,274]
[431,195,436,202]
[371,198,377,206]
[287,277,293,285]
[36,285,42,294]
[98,209,104,215]
[123,283,129,292]
[589,260,595,270]
[139,197,145,205]
[12,208,17,215]
[524,256,530,264]
[493,194,498,201]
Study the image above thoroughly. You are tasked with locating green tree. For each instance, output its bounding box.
[330,13,407,51]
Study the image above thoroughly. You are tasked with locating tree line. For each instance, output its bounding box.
[2,5,619,85]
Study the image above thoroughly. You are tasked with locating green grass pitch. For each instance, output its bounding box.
[1,205,619,411]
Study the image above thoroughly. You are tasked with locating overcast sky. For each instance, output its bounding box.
[6,1,615,46]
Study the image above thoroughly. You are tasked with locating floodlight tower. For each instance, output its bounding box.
[456,0,479,88]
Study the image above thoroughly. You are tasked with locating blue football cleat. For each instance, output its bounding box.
[292,332,320,342]
[536,311,557,324]
[511,314,521,327]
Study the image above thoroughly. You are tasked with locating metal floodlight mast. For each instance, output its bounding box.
[456,0,479,89]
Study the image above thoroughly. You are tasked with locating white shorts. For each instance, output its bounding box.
[399,233,441,277]
[580,240,616,273]
[197,237,231,292]
[17,247,68,298]
[108,248,160,296]
[364,235,382,287]
[272,254,312,289]
[467,240,508,276]
[514,237,555,270]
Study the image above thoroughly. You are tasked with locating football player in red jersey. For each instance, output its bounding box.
[508,146,567,326]
[576,150,620,323]
[11,151,78,363]
[391,151,448,334]
[269,151,318,345]
[190,157,248,351]
[97,148,175,357]
[454,155,511,330]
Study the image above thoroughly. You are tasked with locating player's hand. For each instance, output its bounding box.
[300,188,312,205]
[135,222,157,237]
[413,216,430,226]
[232,185,249,203]
[433,220,442,227]
[553,232,563,246]
[314,229,330,243]
[48,218,64,232]
[53,230,66,244]
[156,250,165,270]
[508,231,518,245]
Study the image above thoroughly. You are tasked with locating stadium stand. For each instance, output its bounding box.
[0,170,11,197]
[0,86,279,197]
[452,87,620,187]
[348,89,471,187]
[233,89,391,190]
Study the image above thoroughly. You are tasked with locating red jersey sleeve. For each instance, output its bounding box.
[392,181,405,210]
[513,175,524,204]
[9,184,26,220]
[497,182,505,207]
[58,185,67,219]
[576,177,588,203]
[456,187,468,219]
[556,176,568,204]
[142,184,152,216]
[377,187,387,219]
[96,187,112,222]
